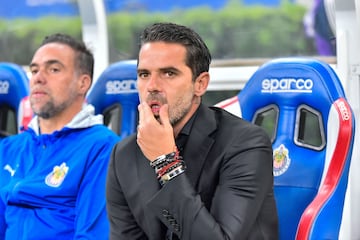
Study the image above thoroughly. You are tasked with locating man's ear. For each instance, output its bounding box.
[194,72,210,97]
[78,74,91,95]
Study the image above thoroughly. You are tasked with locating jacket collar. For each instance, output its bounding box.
[182,104,217,188]
[27,104,103,135]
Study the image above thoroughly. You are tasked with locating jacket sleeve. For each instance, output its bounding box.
[147,127,276,240]
[0,183,5,238]
[106,144,149,240]
[73,135,118,240]
[0,141,7,238]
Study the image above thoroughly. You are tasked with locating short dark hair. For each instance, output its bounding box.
[139,22,212,81]
[41,33,94,82]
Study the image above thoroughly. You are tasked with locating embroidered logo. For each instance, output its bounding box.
[3,164,16,176]
[45,162,69,187]
[273,144,291,176]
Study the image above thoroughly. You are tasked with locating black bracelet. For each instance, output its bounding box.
[159,164,186,186]
[150,151,176,168]
[156,160,184,177]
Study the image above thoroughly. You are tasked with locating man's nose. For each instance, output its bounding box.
[146,74,161,91]
[31,71,46,84]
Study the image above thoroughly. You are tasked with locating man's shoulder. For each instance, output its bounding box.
[112,134,137,153]
[0,132,32,155]
[209,106,248,126]
[82,124,121,141]
[209,106,270,139]
[116,133,137,146]
[1,131,31,143]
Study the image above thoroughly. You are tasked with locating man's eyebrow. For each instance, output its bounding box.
[137,68,148,73]
[29,62,38,68]
[159,66,180,73]
[29,59,64,68]
[136,66,181,74]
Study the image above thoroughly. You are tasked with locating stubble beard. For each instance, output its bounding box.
[32,99,68,119]
[168,91,194,127]
[145,90,194,126]
[31,89,78,119]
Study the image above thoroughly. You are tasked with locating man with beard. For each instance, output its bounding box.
[0,33,119,239]
[106,22,278,240]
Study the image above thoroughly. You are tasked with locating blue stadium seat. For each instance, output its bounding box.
[87,60,139,140]
[0,62,30,137]
[216,58,355,240]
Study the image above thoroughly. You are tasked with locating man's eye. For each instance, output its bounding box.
[165,71,175,77]
[138,72,149,78]
[50,67,60,73]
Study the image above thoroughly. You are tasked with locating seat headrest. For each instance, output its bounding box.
[239,57,345,127]
[0,62,30,111]
[87,60,139,138]
[87,60,138,111]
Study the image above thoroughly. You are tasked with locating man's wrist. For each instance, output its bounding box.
[149,147,186,186]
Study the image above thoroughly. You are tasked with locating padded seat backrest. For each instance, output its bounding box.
[0,62,30,137]
[87,60,139,140]
[216,57,355,240]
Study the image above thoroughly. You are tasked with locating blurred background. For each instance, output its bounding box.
[0,0,335,66]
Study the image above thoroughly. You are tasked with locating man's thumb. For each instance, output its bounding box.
[159,104,170,125]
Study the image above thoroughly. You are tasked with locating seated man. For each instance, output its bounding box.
[0,33,119,239]
[106,22,278,240]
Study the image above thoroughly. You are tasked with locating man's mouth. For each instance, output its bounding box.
[146,93,166,116]
[31,90,47,100]
[150,103,161,115]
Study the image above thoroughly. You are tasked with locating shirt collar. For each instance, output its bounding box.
[177,106,199,137]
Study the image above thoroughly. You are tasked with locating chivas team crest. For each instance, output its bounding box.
[273,144,291,176]
[45,162,69,187]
